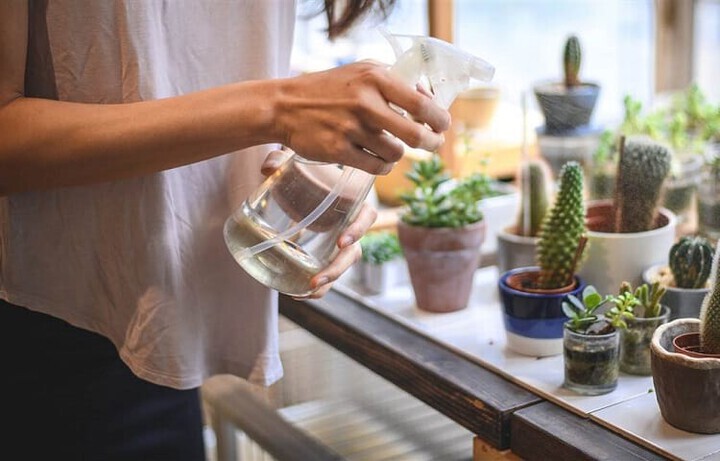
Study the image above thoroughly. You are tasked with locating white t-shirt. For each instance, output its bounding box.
[0,0,297,389]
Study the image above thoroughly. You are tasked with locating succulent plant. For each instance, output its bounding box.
[516,159,550,237]
[400,155,492,228]
[615,136,672,233]
[619,280,666,318]
[536,161,586,289]
[563,35,581,88]
[669,236,715,289]
[700,244,720,354]
[360,231,402,265]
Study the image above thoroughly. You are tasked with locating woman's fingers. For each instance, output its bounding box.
[260,149,292,177]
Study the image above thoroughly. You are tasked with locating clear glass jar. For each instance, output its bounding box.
[620,306,670,375]
[563,325,620,396]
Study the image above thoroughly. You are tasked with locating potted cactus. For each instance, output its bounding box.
[356,231,405,295]
[698,149,720,243]
[534,35,601,134]
[651,242,720,434]
[562,285,634,395]
[617,281,669,375]
[496,158,552,272]
[397,155,489,313]
[579,136,676,297]
[643,235,714,320]
[498,161,587,356]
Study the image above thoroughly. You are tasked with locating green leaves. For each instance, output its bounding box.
[360,231,402,265]
[400,155,492,228]
[562,286,609,333]
[606,292,638,330]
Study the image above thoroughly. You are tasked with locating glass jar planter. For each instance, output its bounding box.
[619,306,670,375]
[563,325,620,395]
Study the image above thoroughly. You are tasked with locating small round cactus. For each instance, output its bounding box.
[563,35,581,87]
[669,236,715,289]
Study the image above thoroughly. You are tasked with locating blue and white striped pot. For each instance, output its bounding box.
[498,266,585,357]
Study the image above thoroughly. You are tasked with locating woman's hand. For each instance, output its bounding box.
[301,203,378,299]
[274,61,451,176]
[260,149,377,299]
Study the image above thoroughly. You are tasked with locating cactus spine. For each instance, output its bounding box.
[517,160,550,237]
[563,35,581,88]
[700,245,720,354]
[615,137,672,233]
[669,236,715,289]
[537,161,586,289]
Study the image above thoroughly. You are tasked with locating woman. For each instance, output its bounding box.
[0,1,449,459]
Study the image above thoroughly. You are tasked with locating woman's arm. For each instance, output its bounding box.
[0,1,449,195]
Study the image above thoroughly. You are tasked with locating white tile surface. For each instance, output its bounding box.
[592,392,720,461]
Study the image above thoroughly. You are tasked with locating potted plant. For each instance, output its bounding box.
[579,135,676,297]
[397,155,489,312]
[356,231,405,295]
[651,242,720,434]
[588,129,617,201]
[562,285,634,395]
[496,158,552,272]
[617,281,669,375]
[498,161,587,356]
[534,35,600,134]
[698,149,720,243]
[643,235,714,320]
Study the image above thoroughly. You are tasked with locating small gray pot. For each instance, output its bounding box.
[643,264,709,320]
[495,226,538,274]
[534,82,600,134]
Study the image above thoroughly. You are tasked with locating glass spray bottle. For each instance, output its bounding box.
[224,31,495,296]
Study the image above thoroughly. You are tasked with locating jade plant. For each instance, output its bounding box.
[516,159,550,237]
[669,236,715,289]
[400,155,493,228]
[359,231,402,265]
[700,247,720,354]
[615,136,672,233]
[536,161,587,289]
[563,35,581,88]
[562,285,636,335]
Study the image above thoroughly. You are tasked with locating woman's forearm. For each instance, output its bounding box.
[0,80,280,194]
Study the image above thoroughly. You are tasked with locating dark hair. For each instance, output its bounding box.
[321,0,396,40]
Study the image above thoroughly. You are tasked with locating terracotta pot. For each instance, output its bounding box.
[397,220,486,313]
[498,267,585,357]
[651,319,720,434]
[672,332,720,359]
[578,200,676,297]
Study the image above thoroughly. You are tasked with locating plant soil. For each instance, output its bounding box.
[564,345,618,387]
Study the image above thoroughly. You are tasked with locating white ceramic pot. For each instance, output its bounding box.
[578,200,677,297]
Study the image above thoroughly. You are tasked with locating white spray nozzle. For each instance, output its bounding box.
[379,28,495,110]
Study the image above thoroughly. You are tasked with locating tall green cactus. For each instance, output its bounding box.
[700,245,720,354]
[669,236,715,289]
[563,35,581,88]
[537,161,586,289]
[615,137,672,233]
[517,160,550,237]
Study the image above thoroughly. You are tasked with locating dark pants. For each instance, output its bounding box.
[0,299,206,461]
